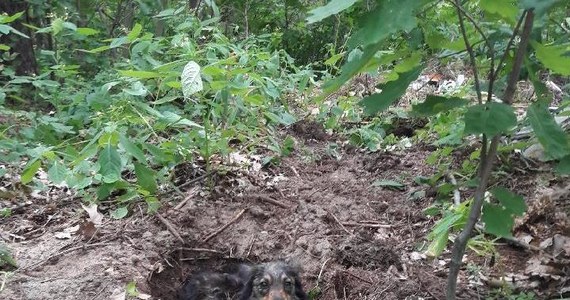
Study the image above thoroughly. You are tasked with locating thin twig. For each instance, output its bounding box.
[156,212,185,244]
[201,209,247,243]
[343,270,373,285]
[341,222,392,228]
[452,0,483,104]
[174,186,199,210]
[317,258,331,284]
[178,247,225,255]
[162,170,216,196]
[326,210,353,235]
[252,195,289,209]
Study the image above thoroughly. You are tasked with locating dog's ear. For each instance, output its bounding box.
[293,273,308,300]
[237,268,256,300]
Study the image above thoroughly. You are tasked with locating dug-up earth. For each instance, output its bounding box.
[1,120,569,300]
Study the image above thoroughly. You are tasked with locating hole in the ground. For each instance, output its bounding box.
[147,249,252,300]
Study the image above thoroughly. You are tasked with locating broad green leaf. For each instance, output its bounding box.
[51,18,64,35]
[126,281,139,297]
[81,45,110,53]
[110,36,128,48]
[0,12,24,24]
[322,43,383,95]
[348,0,421,49]
[482,203,514,238]
[76,27,99,36]
[480,0,518,23]
[531,42,570,76]
[145,196,160,213]
[464,102,516,137]
[371,179,406,191]
[118,70,162,79]
[425,230,448,257]
[127,23,143,41]
[21,160,41,184]
[0,44,9,51]
[324,53,344,66]
[98,131,120,147]
[306,0,359,24]
[98,144,122,183]
[48,161,68,184]
[119,134,147,163]
[62,21,77,31]
[134,162,157,194]
[527,101,570,159]
[412,95,470,116]
[490,187,526,216]
[555,155,570,174]
[520,0,562,18]
[181,61,203,98]
[0,24,10,35]
[360,65,424,115]
[111,207,128,219]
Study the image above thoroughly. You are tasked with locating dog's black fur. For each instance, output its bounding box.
[179,264,252,300]
[239,261,307,300]
[179,261,306,300]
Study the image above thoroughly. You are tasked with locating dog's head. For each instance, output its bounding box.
[240,261,307,300]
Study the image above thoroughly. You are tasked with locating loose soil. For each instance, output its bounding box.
[1,120,569,300]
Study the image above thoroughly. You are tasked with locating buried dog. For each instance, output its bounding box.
[240,261,307,300]
[179,261,307,300]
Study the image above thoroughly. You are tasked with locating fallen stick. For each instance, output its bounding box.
[253,195,289,209]
[201,209,247,243]
[156,212,185,244]
[341,222,392,228]
[326,210,353,235]
[178,247,225,255]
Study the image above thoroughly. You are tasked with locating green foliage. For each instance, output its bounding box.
[0,5,312,212]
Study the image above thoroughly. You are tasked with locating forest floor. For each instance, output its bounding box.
[1,119,569,300]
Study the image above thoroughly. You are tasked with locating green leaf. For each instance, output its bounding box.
[111,207,128,219]
[348,0,421,49]
[371,179,406,191]
[51,18,64,35]
[527,101,570,159]
[464,102,516,137]
[425,230,448,257]
[145,196,160,213]
[0,44,10,51]
[181,61,204,98]
[0,11,24,24]
[490,187,526,216]
[119,134,147,163]
[306,0,359,24]
[520,0,563,18]
[98,144,122,183]
[134,162,157,194]
[322,43,383,95]
[555,155,570,174]
[48,161,68,184]
[21,160,41,184]
[480,0,518,23]
[125,281,139,297]
[76,27,99,36]
[482,203,514,238]
[531,42,570,76]
[360,65,424,115]
[118,70,162,79]
[127,23,143,41]
[110,36,128,48]
[412,95,470,116]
